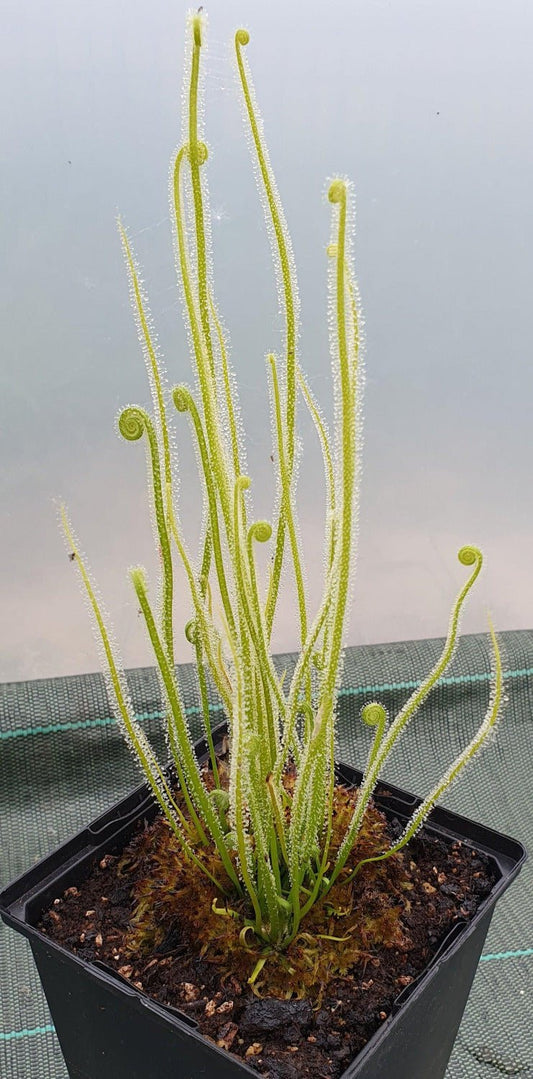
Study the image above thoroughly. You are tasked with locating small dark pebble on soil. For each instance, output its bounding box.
[241,1000,313,1035]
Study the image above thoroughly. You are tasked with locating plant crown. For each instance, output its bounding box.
[62,13,502,954]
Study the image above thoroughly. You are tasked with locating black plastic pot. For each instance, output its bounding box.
[1,723,525,1079]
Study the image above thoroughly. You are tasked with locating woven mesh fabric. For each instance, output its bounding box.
[1,629,531,1078]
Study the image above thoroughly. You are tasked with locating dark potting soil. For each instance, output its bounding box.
[39,789,496,1079]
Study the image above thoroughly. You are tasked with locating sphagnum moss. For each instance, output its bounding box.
[61,12,502,964]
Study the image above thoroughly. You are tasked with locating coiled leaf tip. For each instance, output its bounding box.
[458,544,481,568]
[249,520,272,544]
[362,702,387,728]
[173,386,191,413]
[118,406,146,442]
[328,179,346,204]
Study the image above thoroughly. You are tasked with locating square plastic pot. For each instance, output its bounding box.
[1,723,525,1079]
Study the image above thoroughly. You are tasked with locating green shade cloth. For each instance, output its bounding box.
[1,630,532,1078]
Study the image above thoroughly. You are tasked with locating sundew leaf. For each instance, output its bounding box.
[61,13,503,954]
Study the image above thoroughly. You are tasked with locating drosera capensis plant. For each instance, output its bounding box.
[60,12,503,961]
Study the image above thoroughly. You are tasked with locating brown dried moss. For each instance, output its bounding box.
[121,781,409,1003]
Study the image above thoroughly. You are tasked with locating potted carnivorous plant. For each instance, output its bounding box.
[0,13,525,1079]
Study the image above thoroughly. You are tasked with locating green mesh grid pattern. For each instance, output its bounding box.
[1,630,532,1078]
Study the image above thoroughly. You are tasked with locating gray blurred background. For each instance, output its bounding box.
[1,0,532,683]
